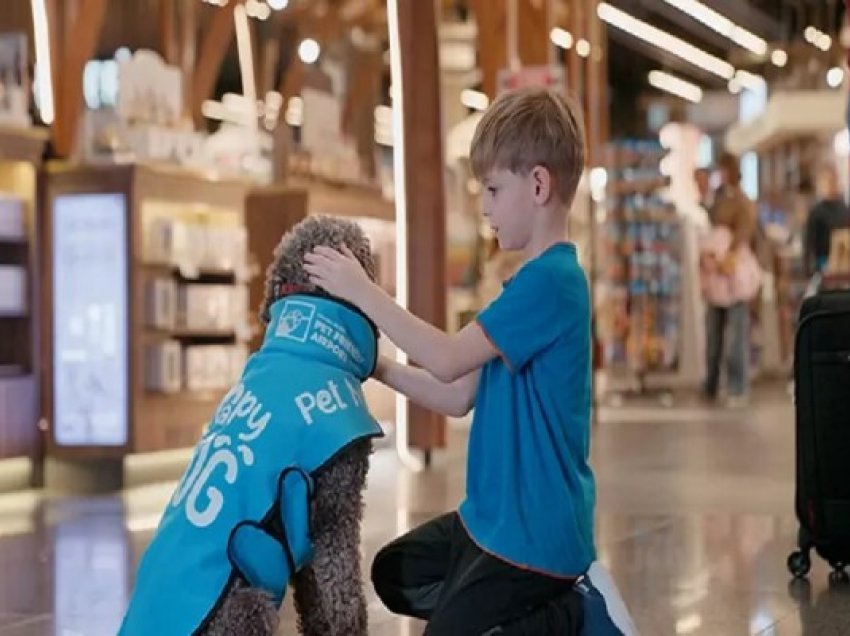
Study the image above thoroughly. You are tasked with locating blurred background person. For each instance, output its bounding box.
[804,164,850,279]
[701,154,759,408]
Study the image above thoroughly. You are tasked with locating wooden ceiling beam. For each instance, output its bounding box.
[52,0,108,158]
[518,0,549,66]
[191,3,237,124]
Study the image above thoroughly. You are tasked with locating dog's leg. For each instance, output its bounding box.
[201,578,280,636]
[292,439,371,636]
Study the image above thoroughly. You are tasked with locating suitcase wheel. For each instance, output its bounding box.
[829,570,849,586]
[829,563,849,586]
[788,550,811,579]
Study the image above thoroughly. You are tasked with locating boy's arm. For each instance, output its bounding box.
[305,246,498,382]
[374,356,479,418]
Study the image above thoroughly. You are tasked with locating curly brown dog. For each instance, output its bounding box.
[120,216,380,636]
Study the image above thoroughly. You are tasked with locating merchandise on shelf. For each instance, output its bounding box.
[0,138,45,465]
[146,278,177,330]
[0,195,24,239]
[147,341,248,395]
[0,265,26,315]
[146,341,182,394]
[598,140,682,374]
[176,284,248,332]
[143,202,248,279]
[142,201,251,396]
[183,344,248,392]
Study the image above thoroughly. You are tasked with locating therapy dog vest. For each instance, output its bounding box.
[120,294,383,635]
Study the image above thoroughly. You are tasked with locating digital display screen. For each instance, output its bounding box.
[52,193,128,446]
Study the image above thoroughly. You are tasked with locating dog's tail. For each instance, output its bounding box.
[204,585,280,636]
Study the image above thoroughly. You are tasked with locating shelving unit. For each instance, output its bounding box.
[0,126,47,474]
[41,164,252,474]
[597,140,683,399]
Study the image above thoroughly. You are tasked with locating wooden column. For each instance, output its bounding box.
[161,0,198,120]
[260,38,281,98]
[245,187,308,351]
[180,0,198,121]
[278,46,304,101]
[192,2,237,124]
[471,0,507,98]
[47,0,108,158]
[395,0,448,454]
[342,48,383,179]
[586,0,607,166]
[160,0,179,66]
[518,0,549,66]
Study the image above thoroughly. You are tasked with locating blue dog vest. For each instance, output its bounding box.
[120,294,383,635]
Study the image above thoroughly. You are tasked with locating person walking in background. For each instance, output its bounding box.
[804,165,850,279]
[700,154,760,408]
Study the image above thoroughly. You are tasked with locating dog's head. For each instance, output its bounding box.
[259,215,377,325]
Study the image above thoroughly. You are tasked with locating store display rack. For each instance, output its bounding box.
[597,140,682,401]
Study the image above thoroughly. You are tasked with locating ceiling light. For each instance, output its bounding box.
[576,39,591,57]
[660,0,767,56]
[550,27,574,50]
[804,26,818,43]
[770,50,788,67]
[805,26,833,52]
[234,4,257,102]
[827,67,845,88]
[598,3,734,79]
[734,70,765,91]
[298,38,320,64]
[30,0,54,124]
[648,70,703,103]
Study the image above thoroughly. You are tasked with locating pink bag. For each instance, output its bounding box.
[699,226,762,307]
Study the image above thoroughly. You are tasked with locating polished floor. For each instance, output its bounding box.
[0,385,849,635]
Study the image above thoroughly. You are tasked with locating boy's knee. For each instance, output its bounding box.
[370,548,387,587]
[371,545,441,620]
[370,546,403,609]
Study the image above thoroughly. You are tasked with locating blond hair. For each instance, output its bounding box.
[470,87,586,206]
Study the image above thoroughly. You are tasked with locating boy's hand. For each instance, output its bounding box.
[304,245,375,305]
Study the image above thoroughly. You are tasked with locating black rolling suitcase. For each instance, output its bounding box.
[788,290,850,581]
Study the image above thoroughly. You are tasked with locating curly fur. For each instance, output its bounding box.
[199,216,376,636]
[259,215,377,325]
[203,579,279,636]
[292,439,372,636]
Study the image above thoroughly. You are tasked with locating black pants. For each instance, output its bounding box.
[371,513,583,635]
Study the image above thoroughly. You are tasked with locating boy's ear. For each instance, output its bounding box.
[531,165,553,205]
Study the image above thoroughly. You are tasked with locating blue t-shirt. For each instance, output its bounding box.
[459,242,597,578]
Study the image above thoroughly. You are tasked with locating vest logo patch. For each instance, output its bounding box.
[275,300,316,342]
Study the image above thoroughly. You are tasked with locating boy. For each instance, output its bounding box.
[305,87,596,634]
